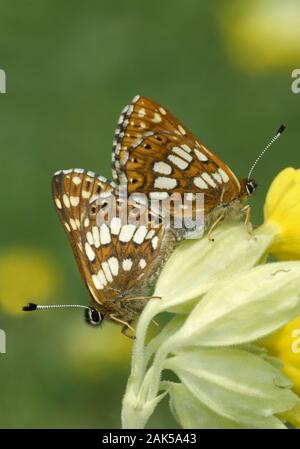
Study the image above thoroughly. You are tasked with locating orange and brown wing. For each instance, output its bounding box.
[52,169,114,302]
[112,95,241,211]
[52,169,168,309]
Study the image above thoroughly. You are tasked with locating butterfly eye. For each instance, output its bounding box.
[85,308,103,326]
[246,179,257,196]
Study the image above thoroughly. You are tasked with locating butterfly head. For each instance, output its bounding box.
[238,178,258,200]
[245,179,258,197]
[85,307,103,326]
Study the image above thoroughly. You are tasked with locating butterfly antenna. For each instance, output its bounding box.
[22,302,90,312]
[247,124,286,180]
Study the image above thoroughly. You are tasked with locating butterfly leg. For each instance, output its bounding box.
[243,205,254,237]
[110,314,136,339]
[207,214,225,241]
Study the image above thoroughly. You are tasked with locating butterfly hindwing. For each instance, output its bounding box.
[52,169,114,297]
[52,169,171,313]
[80,192,169,307]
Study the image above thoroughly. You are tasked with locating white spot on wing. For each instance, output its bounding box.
[63,194,70,208]
[178,124,186,135]
[100,224,111,245]
[219,168,230,183]
[133,226,148,244]
[181,144,192,153]
[153,161,172,175]
[110,217,121,235]
[102,261,113,283]
[172,146,193,162]
[138,107,146,117]
[146,229,156,239]
[194,148,208,162]
[151,112,162,123]
[72,176,82,185]
[168,154,189,170]
[92,226,100,248]
[98,269,107,286]
[193,177,208,189]
[55,198,62,209]
[139,259,146,269]
[108,257,119,276]
[202,172,217,188]
[70,196,80,207]
[92,274,103,290]
[70,219,77,230]
[82,190,90,199]
[212,172,223,184]
[122,258,133,271]
[86,231,94,245]
[151,236,159,250]
[154,176,177,190]
[85,243,95,261]
[119,224,136,243]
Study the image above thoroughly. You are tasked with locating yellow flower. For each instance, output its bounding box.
[280,402,300,429]
[263,167,300,260]
[0,248,59,315]
[261,315,300,428]
[261,315,300,395]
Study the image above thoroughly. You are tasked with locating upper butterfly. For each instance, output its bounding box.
[112,95,257,239]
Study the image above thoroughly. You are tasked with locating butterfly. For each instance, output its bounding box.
[111,95,257,239]
[46,168,174,335]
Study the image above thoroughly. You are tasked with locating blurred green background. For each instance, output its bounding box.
[0,0,300,428]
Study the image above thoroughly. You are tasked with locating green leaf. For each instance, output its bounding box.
[167,382,248,428]
[165,347,297,428]
[172,261,300,347]
[154,223,273,314]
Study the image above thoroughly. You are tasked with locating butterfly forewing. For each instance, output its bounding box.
[112,95,241,211]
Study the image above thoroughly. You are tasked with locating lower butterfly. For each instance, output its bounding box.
[23,169,175,337]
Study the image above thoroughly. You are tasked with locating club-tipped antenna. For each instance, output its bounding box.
[23,302,90,312]
[248,124,286,180]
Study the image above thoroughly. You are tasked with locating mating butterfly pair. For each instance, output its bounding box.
[24,95,256,336]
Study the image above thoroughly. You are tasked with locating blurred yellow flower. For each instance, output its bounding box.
[263,167,300,260]
[66,324,132,380]
[220,0,300,72]
[0,248,59,315]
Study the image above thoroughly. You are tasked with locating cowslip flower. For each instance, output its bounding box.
[219,0,300,72]
[263,167,300,260]
[121,167,300,429]
[0,248,58,315]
